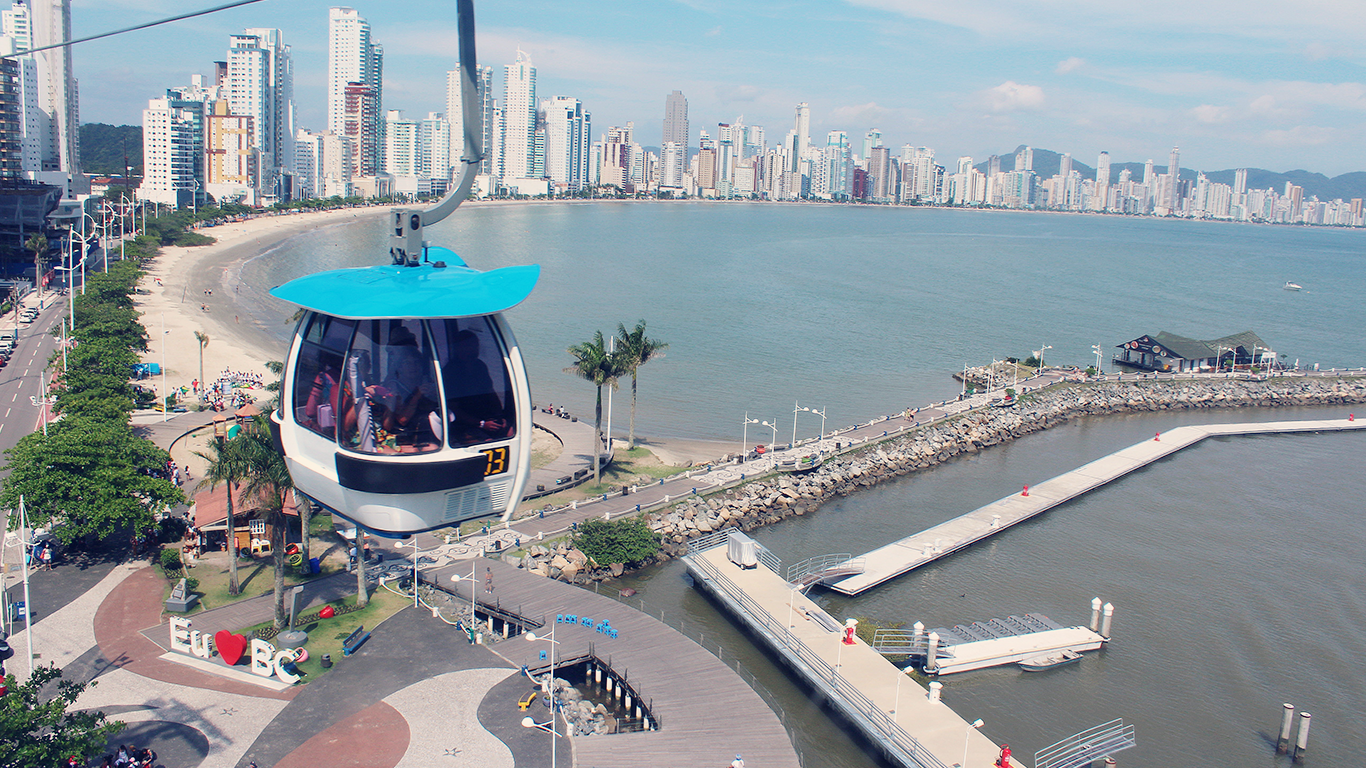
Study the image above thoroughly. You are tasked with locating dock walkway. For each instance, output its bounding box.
[830,417,1366,595]
[423,557,801,767]
[683,534,1003,768]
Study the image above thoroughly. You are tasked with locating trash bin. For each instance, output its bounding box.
[309,557,321,574]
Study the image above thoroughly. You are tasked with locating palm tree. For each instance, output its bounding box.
[193,436,249,596]
[193,331,209,390]
[236,413,297,629]
[25,233,47,302]
[615,320,668,450]
[564,330,621,484]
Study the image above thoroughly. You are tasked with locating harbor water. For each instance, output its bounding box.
[234,203,1366,766]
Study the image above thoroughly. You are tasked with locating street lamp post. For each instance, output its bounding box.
[741,414,759,458]
[760,420,778,450]
[892,663,916,722]
[1091,344,1103,375]
[1037,344,1052,371]
[524,627,561,768]
[792,401,808,445]
[961,718,984,767]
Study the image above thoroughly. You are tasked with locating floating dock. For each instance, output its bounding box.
[684,531,1006,768]
[873,613,1109,676]
[829,418,1366,595]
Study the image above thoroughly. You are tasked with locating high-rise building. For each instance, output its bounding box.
[1233,168,1247,195]
[139,96,198,207]
[448,64,495,175]
[227,28,293,196]
[867,146,891,202]
[862,129,882,164]
[328,7,382,173]
[542,96,589,193]
[417,111,450,184]
[383,109,417,176]
[295,129,354,199]
[1167,146,1180,212]
[501,50,536,180]
[342,82,379,176]
[793,103,810,170]
[825,131,850,199]
[0,51,20,178]
[1093,151,1110,211]
[663,90,688,148]
[205,99,256,197]
[1014,146,1033,172]
[18,0,81,188]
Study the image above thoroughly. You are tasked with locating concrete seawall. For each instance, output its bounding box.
[645,376,1366,554]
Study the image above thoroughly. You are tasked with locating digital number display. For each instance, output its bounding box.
[481,446,509,477]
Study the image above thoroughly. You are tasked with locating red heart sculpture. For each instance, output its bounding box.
[214,631,248,666]
[319,605,335,619]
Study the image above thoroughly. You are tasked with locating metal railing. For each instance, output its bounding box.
[1035,719,1136,768]
[685,551,952,768]
[786,554,865,588]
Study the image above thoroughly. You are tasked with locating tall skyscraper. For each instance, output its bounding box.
[543,96,589,193]
[328,7,382,174]
[228,28,294,195]
[1233,167,1247,195]
[449,64,495,174]
[139,96,197,207]
[1014,146,1033,172]
[19,0,81,186]
[342,82,379,176]
[418,112,451,183]
[1058,152,1072,180]
[1093,151,1110,211]
[793,103,810,168]
[383,109,417,176]
[862,129,882,164]
[1167,146,1180,212]
[663,90,688,148]
[500,50,536,180]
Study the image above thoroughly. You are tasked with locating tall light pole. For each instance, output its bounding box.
[760,420,778,450]
[792,401,808,445]
[741,414,758,457]
[1037,344,1052,371]
[1091,344,1103,375]
[524,626,561,768]
[961,718,984,767]
[892,663,916,723]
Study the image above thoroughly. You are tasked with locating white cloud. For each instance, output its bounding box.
[980,81,1045,112]
[1191,104,1229,124]
[1259,125,1335,146]
[1055,57,1086,74]
[705,26,724,37]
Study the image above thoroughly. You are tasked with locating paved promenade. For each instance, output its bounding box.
[830,416,1366,595]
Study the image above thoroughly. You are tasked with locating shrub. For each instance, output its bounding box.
[572,518,660,566]
[158,547,182,573]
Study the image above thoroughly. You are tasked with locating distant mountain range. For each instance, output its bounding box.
[977,145,1366,202]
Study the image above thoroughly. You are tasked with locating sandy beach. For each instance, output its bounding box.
[133,207,387,406]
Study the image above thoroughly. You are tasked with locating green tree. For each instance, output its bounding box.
[25,233,47,301]
[564,331,621,484]
[236,413,297,628]
[0,416,183,544]
[614,320,668,450]
[193,434,250,596]
[0,664,125,767]
[573,518,660,566]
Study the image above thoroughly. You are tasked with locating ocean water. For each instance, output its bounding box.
[238,203,1365,443]
[237,203,1366,767]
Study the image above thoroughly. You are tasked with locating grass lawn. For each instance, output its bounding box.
[160,549,346,612]
[238,587,409,681]
[515,446,689,513]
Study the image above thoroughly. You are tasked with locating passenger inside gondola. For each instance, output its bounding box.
[439,323,515,447]
[377,344,441,452]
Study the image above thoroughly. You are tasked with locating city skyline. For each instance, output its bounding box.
[69,0,1366,177]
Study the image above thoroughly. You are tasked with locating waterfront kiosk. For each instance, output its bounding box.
[1113,330,1270,373]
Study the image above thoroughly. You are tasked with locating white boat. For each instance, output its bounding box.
[1284,282,1302,291]
[1018,649,1082,672]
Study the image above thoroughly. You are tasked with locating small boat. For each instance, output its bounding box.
[1284,282,1302,291]
[989,396,1017,408]
[1019,649,1082,672]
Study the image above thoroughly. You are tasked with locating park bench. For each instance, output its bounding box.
[342,625,370,656]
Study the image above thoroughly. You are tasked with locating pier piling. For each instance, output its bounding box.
[1089,597,1102,632]
[927,632,940,673]
[1293,712,1311,761]
[1276,703,1295,754]
[1100,603,1114,639]
[928,681,942,703]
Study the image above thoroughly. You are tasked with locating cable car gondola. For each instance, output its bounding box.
[270,0,536,535]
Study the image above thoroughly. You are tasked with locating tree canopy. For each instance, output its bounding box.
[0,664,125,768]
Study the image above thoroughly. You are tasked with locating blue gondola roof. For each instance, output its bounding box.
[269,247,539,320]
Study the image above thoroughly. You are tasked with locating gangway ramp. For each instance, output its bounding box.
[828,417,1366,595]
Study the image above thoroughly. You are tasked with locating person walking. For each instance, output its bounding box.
[484,567,494,594]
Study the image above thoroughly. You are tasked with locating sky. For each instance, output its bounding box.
[71,0,1366,176]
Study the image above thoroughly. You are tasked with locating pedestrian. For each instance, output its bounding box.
[731,754,745,768]
[39,544,52,571]
[484,567,493,594]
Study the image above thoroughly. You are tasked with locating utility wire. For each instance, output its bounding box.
[8,0,270,58]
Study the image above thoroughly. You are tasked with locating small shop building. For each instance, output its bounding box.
[1113,330,1273,373]
[191,484,301,556]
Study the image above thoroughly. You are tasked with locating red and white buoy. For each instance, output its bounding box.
[1021,485,1029,497]
[1154,432,1161,441]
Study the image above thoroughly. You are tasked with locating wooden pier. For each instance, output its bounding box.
[422,558,801,767]
[684,532,1004,768]
[829,417,1366,595]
